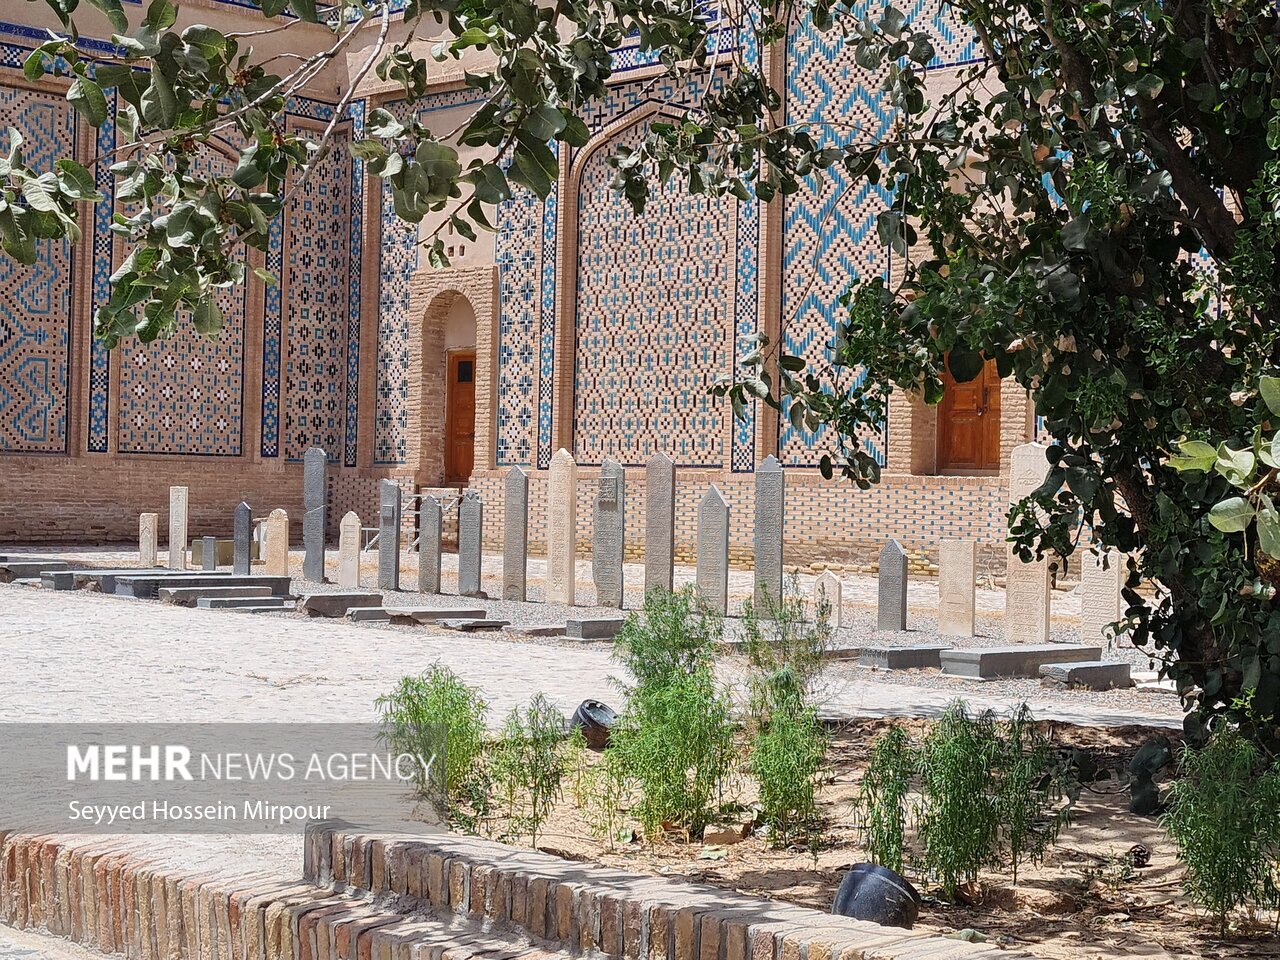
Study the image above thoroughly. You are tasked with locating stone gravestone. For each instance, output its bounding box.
[815,571,844,627]
[139,513,158,567]
[201,536,217,571]
[264,509,289,576]
[378,480,402,591]
[1007,442,1052,643]
[754,455,784,608]
[938,539,977,637]
[233,502,252,575]
[338,511,361,588]
[697,486,729,615]
[546,449,577,605]
[877,540,908,632]
[418,496,442,594]
[168,486,189,570]
[503,467,528,602]
[458,491,484,598]
[302,446,327,582]
[1079,548,1126,644]
[645,452,675,595]
[593,459,625,608]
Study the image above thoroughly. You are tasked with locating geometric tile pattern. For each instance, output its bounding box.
[573,118,737,467]
[0,85,74,453]
[375,173,417,464]
[117,140,247,455]
[495,181,541,467]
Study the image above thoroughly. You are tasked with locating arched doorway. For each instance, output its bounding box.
[443,295,477,483]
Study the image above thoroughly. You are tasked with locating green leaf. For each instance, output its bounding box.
[1061,214,1091,252]
[192,297,223,336]
[253,267,278,286]
[68,78,109,127]
[1207,497,1255,534]
[21,175,60,214]
[55,159,101,200]
[946,346,984,382]
[1260,376,1280,416]
[141,70,178,128]
[1135,74,1164,100]
[367,108,406,139]
[1167,439,1218,472]
[1258,495,1280,559]
[143,0,177,31]
[1214,443,1256,487]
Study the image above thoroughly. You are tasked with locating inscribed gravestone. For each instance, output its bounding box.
[815,571,844,627]
[418,495,442,594]
[754,455,784,608]
[264,509,289,576]
[302,447,327,582]
[546,449,577,605]
[168,486,188,570]
[139,513,158,567]
[1006,442,1052,643]
[938,539,977,637]
[503,467,528,601]
[202,536,217,571]
[378,479,401,591]
[233,501,252,575]
[338,511,361,588]
[697,486,729,615]
[1079,548,1126,644]
[458,491,484,598]
[645,452,675,595]
[877,540,908,632]
[593,459,625,608]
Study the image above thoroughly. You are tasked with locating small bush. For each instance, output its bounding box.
[489,694,567,846]
[613,586,722,692]
[1163,727,1280,932]
[996,704,1072,883]
[750,703,827,846]
[739,574,833,715]
[857,726,916,873]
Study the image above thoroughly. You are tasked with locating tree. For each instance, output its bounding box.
[7,0,1280,745]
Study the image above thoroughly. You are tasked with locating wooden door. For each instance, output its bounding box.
[445,351,476,483]
[937,358,1001,473]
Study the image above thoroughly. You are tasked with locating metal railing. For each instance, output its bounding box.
[361,492,463,553]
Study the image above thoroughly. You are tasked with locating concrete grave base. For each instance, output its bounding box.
[565,616,626,639]
[859,645,951,670]
[1040,660,1132,690]
[941,644,1103,679]
[297,591,383,618]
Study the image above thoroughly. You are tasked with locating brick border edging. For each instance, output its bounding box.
[303,825,1028,960]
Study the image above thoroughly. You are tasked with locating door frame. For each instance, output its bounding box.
[444,348,477,485]
[935,359,1002,476]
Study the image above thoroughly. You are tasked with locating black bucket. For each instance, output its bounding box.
[571,699,618,750]
[831,863,922,930]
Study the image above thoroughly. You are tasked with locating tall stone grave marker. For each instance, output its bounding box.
[503,467,528,601]
[877,540,908,631]
[168,486,188,570]
[302,446,327,582]
[815,571,844,627]
[233,502,252,575]
[1007,442,1052,643]
[546,449,577,605]
[593,459,625,608]
[938,539,977,637]
[754,455,784,607]
[1079,548,1126,644]
[378,479,402,591]
[697,486,729,615]
[139,513,158,567]
[458,491,484,598]
[645,452,675,595]
[264,509,289,576]
[418,496,442,594]
[201,536,217,571]
[338,511,361,588]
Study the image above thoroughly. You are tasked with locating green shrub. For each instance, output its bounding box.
[1163,728,1280,933]
[996,704,1072,884]
[739,574,833,716]
[613,586,722,691]
[489,694,567,846]
[750,702,827,846]
[856,726,917,874]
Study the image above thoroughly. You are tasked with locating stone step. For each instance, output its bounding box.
[0,559,70,582]
[384,606,486,624]
[503,624,567,638]
[940,643,1103,680]
[113,574,292,600]
[297,591,383,618]
[1039,659,1132,690]
[226,603,298,615]
[41,567,167,591]
[859,644,952,670]
[347,607,392,622]
[197,596,294,610]
[564,616,626,640]
[437,618,510,632]
[11,577,43,587]
[159,585,277,606]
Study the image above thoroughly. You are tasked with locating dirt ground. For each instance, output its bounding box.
[493,720,1278,960]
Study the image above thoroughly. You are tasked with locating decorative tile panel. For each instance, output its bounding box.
[495,181,541,467]
[0,83,75,453]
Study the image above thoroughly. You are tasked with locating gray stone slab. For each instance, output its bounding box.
[503,624,567,637]
[503,467,528,602]
[159,585,275,607]
[565,616,626,640]
[233,502,252,576]
[458,491,484,598]
[384,606,485,625]
[347,607,392,622]
[139,513,158,567]
[859,645,951,670]
[378,480,401,591]
[197,596,293,610]
[940,644,1104,679]
[113,574,292,600]
[592,459,625,608]
[201,536,218,571]
[417,496,442,594]
[303,506,326,583]
[697,485,729,615]
[437,618,510,632]
[11,577,42,587]
[645,452,675,595]
[877,540,908,632]
[1040,660,1132,690]
[225,602,297,615]
[297,591,383,618]
[303,446,327,510]
[753,456,784,608]
[0,560,69,582]
[50,568,210,592]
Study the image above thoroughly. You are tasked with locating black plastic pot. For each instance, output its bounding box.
[830,863,921,930]
[571,699,618,750]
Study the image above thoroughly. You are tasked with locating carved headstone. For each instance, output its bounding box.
[645,452,675,595]
[815,571,844,627]
[264,509,289,576]
[877,540,908,632]
[418,495,442,594]
[338,511,361,588]
[458,491,484,598]
[754,455,784,608]
[593,459,625,608]
[503,467,528,602]
[697,486,729,615]
[378,479,402,591]
[139,513,158,567]
[1007,442,1052,643]
[233,501,252,575]
[546,449,577,605]
[302,447,327,582]
[937,539,977,638]
[1079,548,1126,644]
[168,486,189,570]
[201,536,217,571]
